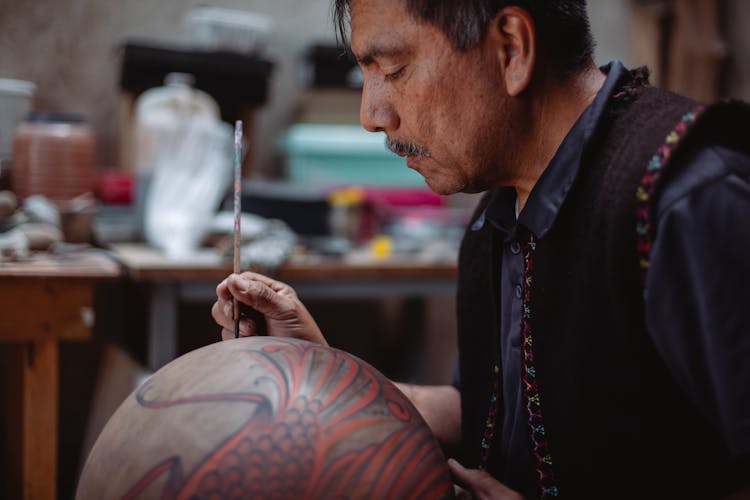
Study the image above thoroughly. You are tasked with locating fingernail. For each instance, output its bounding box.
[224,302,232,317]
[234,275,250,292]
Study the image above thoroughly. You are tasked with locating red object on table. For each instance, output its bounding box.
[357,187,446,240]
[96,170,134,205]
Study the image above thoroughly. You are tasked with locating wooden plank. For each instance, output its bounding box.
[0,251,121,280]
[22,339,58,500]
[0,282,93,342]
[0,251,116,500]
[1,345,23,500]
[109,242,457,283]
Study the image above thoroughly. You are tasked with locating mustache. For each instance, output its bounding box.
[385,137,431,158]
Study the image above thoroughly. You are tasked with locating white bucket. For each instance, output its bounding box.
[0,78,36,159]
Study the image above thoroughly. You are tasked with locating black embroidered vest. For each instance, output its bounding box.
[456,86,750,499]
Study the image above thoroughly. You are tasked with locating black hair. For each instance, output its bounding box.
[333,0,595,73]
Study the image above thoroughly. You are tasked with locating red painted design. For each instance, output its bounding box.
[121,338,452,499]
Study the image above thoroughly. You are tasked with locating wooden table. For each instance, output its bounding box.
[0,250,121,500]
[109,243,458,371]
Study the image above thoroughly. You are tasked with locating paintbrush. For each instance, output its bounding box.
[233,120,242,338]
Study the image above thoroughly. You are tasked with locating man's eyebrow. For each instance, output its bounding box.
[355,45,410,66]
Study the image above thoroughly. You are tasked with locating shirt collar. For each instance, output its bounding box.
[479,60,630,239]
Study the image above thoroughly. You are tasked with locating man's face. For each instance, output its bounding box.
[350,0,514,194]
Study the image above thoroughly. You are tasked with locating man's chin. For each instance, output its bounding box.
[407,157,470,195]
[422,177,467,196]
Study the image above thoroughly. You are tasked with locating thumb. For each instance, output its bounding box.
[448,459,522,500]
[449,459,488,497]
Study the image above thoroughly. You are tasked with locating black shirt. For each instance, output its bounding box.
[466,61,750,496]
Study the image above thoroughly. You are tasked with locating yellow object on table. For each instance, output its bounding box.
[369,234,394,260]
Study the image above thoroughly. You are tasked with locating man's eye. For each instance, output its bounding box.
[384,67,405,81]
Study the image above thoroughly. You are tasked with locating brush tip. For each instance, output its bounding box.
[234,120,243,145]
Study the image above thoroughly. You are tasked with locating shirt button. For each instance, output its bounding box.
[510,241,521,254]
[515,284,523,299]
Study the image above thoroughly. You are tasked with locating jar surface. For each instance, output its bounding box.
[12,111,95,201]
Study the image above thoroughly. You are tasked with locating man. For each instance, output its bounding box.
[213,1,750,498]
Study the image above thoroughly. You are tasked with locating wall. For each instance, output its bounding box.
[590,0,633,67]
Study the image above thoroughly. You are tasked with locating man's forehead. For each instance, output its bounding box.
[349,0,406,19]
[349,0,419,60]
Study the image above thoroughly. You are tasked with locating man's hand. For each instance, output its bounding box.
[212,272,327,345]
[448,459,524,500]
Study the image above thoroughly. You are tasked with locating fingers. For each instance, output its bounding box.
[213,271,326,345]
[448,459,523,500]
[218,319,261,339]
[448,459,485,497]
[220,328,234,341]
[225,274,295,319]
[217,272,292,300]
[212,301,265,340]
[218,320,264,341]
[211,300,232,332]
[238,302,268,335]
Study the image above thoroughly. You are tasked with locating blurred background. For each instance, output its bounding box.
[0,1,749,498]
[2,0,748,178]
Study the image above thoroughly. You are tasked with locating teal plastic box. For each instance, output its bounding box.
[281,124,426,187]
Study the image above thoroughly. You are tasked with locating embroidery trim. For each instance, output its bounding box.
[636,105,705,295]
[521,234,559,498]
[478,363,500,470]
[475,77,680,498]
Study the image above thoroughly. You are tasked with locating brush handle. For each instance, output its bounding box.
[233,121,243,338]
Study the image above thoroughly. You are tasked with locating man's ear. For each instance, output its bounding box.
[488,6,536,96]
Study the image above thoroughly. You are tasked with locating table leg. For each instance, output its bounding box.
[147,283,178,371]
[24,340,58,500]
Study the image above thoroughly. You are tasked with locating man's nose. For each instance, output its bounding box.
[360,80,399,133]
